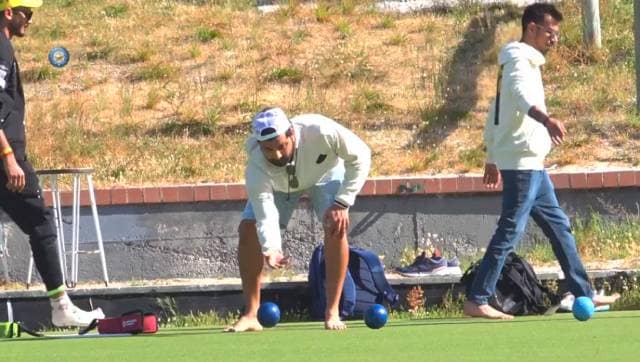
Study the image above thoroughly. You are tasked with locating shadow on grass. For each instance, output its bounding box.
[415,5,520,148]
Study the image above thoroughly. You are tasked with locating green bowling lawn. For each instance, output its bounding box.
[3,311,639,361]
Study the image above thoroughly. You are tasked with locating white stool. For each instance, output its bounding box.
[27,168,109,288]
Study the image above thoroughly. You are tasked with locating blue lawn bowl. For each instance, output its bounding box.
[48,47,70,68]
[364,304,388,329]
[257,302,281,328]
[572,296,595,321]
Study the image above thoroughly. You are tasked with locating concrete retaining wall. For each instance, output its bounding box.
[1,171,638,284]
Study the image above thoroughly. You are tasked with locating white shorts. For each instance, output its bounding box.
[241,165,345,229]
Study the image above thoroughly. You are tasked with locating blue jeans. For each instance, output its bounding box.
[468,170,593,305]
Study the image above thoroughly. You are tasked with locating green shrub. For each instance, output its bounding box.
[132,63,178,81]
[195,27,222,42]
[103,4,128,18]
[268,67,304,84]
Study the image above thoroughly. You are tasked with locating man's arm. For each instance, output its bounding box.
[528,105,565,145]
[0,129,24,192]
[0,57,24,192]
[0,61,15,121]
[483,100,500,188]
[245,165,283,255]
[484,98,497,164]
[329,122,371,208]
[508,60,566,145]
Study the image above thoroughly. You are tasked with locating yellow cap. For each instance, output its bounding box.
[2,0,43,9]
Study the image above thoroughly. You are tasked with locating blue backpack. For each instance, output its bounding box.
[308,245,400,320]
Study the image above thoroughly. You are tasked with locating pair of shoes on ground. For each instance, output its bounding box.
[51,296,105,328]
[557,291,613,313]
[396,249,461,277]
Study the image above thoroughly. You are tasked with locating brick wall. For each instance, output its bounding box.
[42,170,640,207]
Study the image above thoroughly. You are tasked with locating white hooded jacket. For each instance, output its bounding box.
[245,114,371,253]
[484,41,552,170]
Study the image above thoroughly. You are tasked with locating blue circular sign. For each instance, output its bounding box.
[48,47,70,68]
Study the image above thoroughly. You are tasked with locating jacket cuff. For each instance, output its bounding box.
[486,150,495,164]
[333,199,349,209]
[262,247,283,256]
[334,195,353,208]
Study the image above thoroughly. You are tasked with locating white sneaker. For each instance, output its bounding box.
[51,297,105,327]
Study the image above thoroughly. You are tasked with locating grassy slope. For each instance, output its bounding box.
[14,0,639,187]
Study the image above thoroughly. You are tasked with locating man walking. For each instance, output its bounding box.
[464,3,619,319]
[0,0,104,327]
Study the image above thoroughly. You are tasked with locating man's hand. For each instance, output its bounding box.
[263,250,289,269]
[544,116,566,145]
[528,106,566,145]
[2,155,25,192]
[323,204,350,239]
[483,163,501,189]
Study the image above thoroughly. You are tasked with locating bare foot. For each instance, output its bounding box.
[463,300,514,320]
[324,315,347,331]
[224,316,263,332]
[593,293,621,307]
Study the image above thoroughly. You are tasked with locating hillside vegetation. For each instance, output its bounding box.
[15,0,638,187]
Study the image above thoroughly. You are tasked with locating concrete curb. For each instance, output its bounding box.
[2,268,634,299]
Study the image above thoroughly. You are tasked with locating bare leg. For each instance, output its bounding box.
[323,230,349,330]
[463,300,514,320]
[225,220,264,332]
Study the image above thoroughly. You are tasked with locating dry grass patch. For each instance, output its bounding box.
[13,0,639,187]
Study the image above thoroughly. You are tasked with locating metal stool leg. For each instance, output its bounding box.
[26,255,33,289]
[27,175,69,289]
[51,175,69,287]
[34,168,109,288]
[1,224,10,283]
[70,174,81,288]
[87,175,109,286]
[6,300,13,323]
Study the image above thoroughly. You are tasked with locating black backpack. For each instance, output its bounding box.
[461,252,560,315]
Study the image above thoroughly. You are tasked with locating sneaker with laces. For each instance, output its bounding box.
[437,255,462,275]
[445,256,460,267]
[51,296,105,327]
[428,254,462,275]
[396,251,448,277]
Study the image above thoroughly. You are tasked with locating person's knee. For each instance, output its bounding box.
[31,222,57,243]
[496,216,517,230]
[557,213,571,229]
[485,240,514,256]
